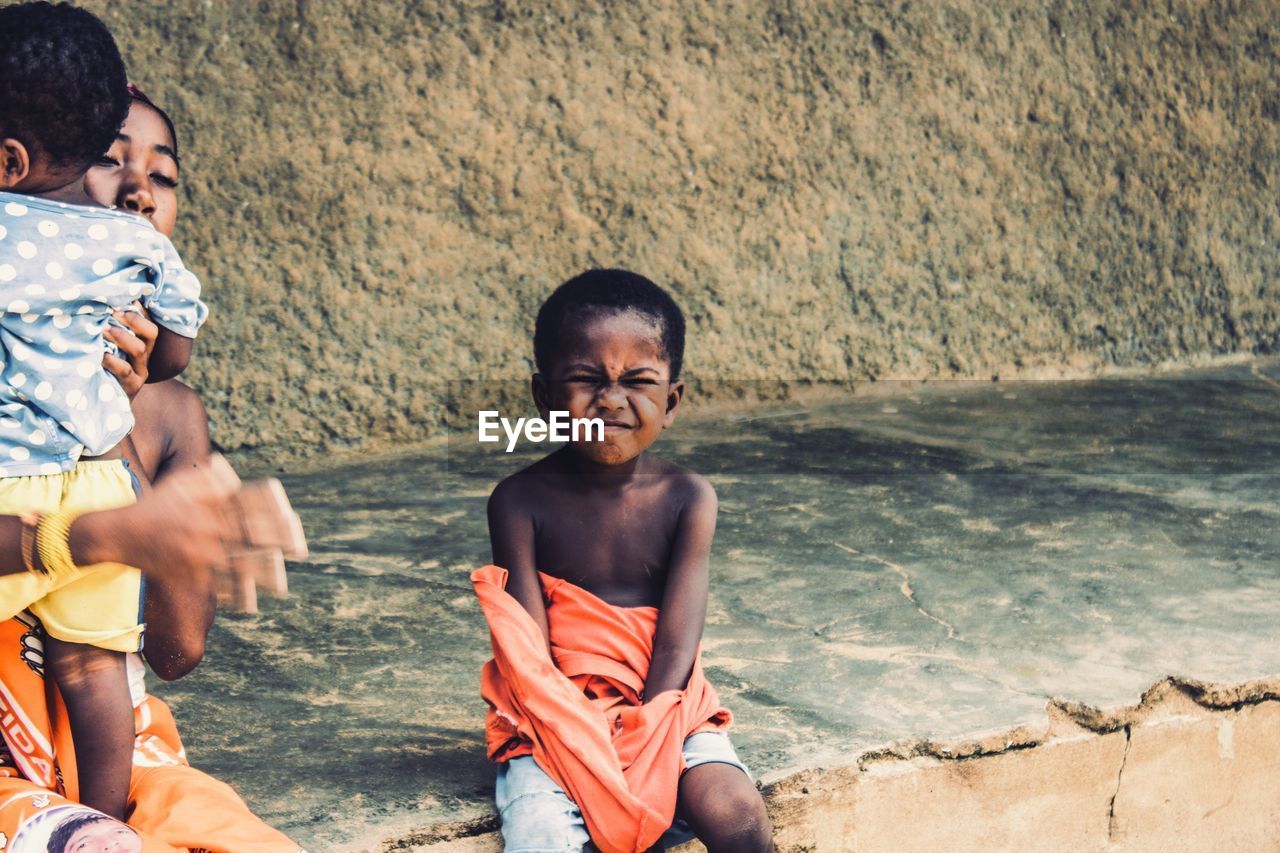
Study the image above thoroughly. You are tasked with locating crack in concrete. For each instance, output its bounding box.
[953,662,1051,702]
[1107,724,1132,841]
[856,675,1280,772]
[833,542,959,640]
[1052,675,1280,734]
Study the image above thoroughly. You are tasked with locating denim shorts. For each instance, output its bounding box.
[494,731,750,852]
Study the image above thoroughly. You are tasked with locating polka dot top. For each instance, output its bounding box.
[0,192,207,476]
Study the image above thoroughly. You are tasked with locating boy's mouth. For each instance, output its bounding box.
[600,419,633,430]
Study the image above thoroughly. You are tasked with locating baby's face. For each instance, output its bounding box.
[541,310,681,466]
[84,100,179,236]
[62,819,142,853]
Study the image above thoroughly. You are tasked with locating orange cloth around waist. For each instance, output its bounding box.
[473,565,731,853]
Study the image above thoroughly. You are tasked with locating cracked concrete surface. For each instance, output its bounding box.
[832,542,960,641]
[149,361,1280,850]
[1106,725,1131,842]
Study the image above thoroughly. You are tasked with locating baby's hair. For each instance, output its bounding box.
[534,268,687,380]
[46,811,116,853]
[0,1,129,173]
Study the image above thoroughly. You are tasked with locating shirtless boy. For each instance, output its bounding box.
[481,269,774,852]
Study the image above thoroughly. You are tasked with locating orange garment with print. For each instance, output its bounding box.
[474,564,731,853]
[0,614,299,853]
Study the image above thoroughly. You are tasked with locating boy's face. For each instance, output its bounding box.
[535,310,683,466]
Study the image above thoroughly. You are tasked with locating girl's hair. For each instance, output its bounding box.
[126,83,181,165]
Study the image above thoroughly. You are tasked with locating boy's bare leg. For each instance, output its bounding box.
[43,638,133,819]
[676,763,776,853]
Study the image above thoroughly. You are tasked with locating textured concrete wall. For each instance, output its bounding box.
[81,1,1280,456]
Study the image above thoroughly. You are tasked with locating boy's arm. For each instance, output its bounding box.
[644,476,718,701]
[145,327,193,382]
[488,478,552,646]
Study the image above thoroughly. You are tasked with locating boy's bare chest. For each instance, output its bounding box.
[531,494,680,607]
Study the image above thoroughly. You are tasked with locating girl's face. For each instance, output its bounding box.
[84,100,179,237]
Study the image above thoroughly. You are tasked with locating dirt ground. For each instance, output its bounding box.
[83,0,1280,458]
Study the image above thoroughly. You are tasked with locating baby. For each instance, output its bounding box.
[0,2,205,819]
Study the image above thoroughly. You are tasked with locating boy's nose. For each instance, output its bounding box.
[594,380,627,408]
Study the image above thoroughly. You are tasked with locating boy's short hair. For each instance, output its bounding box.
[534,269,687,379]
[0,1,129,172]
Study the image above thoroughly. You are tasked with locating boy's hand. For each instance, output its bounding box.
[102,303,158,399]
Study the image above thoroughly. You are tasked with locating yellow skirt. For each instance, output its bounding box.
[0,460,144,652]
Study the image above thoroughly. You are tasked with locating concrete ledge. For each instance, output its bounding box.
[376,676,1280,852]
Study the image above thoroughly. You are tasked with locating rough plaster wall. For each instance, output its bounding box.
[80,0,1280,456]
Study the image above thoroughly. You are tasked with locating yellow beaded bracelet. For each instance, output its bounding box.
[34,509,81,585]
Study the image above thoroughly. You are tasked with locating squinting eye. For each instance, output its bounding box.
[95,155,120,167]
[623,378,659,387]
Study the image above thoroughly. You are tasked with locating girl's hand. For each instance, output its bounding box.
[71,455,241,581]
[102,305,158,399]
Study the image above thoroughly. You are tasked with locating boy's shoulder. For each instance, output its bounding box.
[639,454,717,507]
[486,455,556,514]
[488,452,715,518]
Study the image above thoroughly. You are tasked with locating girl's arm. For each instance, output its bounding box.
[643,475,718,700]
[0,511,131,575]
[137,382,218,680]
[0,461,237,577]
[488,477,552,647]
[104,311,218,679]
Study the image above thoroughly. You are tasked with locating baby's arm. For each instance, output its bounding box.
[145,326,193,382]
[487,477,551,647]
[643,475,718,700]
[43,639,132,819]
[142,233,206,382]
